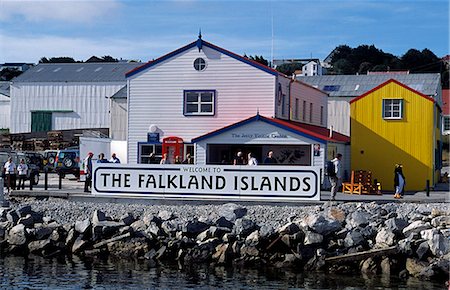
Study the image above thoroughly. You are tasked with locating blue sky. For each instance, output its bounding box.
[0,0,448,64]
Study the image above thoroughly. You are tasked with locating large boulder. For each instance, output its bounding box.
[7,224,27,245]
[18,214,34,228]
[305,214,341,236]
[431,215,450,228]
[304,231,323,245]
[402,221,432,237]
[233,218,258,238]
[344,230,364,248]
[384,218,408,234]
[218,203,247,222]
[75,219,91,234]
[421,229,450,257]
[157,210,174,221]
[182,220,209,237]
[375,228,396,247]
[346,211,370,229]
[406,258,434,279]
[28,239,52,253]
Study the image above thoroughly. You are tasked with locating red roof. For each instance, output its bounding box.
[191,114,350,144]
[270,118,350,143]
[443,89,450,115]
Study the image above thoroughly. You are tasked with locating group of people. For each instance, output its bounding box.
[232,150,277,166]
[83,152,121,192]
[160,153,194,165]
[327,153,406,201]
[2,157,29,193]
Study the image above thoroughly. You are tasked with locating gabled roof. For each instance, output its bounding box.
[192,114,350,144]
[12,62,143,83]
[442,89,450,115]
[350,79,436,104]
[297,73,441,98]
[126,37,280,78]
[111,85,127,99]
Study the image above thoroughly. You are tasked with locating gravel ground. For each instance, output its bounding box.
[8,197,450,229]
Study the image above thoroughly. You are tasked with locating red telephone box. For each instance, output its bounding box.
[162,136,184,164]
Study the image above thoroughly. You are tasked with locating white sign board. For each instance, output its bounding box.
[92,164,320,201]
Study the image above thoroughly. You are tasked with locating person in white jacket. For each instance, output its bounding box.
[17,159,28,190]
[247,152,258,166]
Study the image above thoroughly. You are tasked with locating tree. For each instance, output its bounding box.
[86,55,118,63]
[0,68,22,81]
[244,54,269,66]
[39,57,76,63]
[333,59,353,74]
[275,62,304,76]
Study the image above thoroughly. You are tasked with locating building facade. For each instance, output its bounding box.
[350,79,442,191]
[0,81,10,130]
[125,36,345,177]
[9,62,141,134]
[298,73,442,136]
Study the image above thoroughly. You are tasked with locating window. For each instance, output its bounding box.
[193,58,206,71]
[320,106,324,125]
[295,98,299,120]
[323,85,340,92]
[302,101,306,121]
[139,144,162,164]
[184,90,215,116]
[281,94,286,116]
[444,116,450,131]
[383,99,403,119]
[309,103,313,123]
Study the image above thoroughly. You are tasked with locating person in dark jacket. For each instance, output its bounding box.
[263,150,277,164]
[394,164,406,199]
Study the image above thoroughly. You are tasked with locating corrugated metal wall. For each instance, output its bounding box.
[111,98,127,140]
[350,82,435,191]
[127,45,276,164]
[10,83,124,133]
[327,97,352,136]
[0,95,10,129]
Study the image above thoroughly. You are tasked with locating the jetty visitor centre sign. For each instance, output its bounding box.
[92,164,320,201]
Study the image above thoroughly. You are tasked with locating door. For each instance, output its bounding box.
[31,111,52,132]
[162,136,184,164]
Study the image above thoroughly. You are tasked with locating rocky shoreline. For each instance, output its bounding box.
[1,197,449,282]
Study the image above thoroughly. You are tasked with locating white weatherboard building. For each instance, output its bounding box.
[0,81,10,130]
[9,62,141,134]
[125,36,350,180]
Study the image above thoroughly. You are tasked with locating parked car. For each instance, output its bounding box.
[55,149,80,178]
[43,150,58,171]
[24,151,44,171]
[0,151,40,185]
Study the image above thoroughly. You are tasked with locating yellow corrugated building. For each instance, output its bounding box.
[350,79,442,191]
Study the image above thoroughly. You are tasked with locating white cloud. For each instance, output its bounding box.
[0,32,195,63]
[0,0,121,23]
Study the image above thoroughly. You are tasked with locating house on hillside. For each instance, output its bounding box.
[0,81,10,130]
[350,79,442,191]
[297,73,442,136]
[0,63,33,72]
[124,35,349,177]
[9,62,141,134]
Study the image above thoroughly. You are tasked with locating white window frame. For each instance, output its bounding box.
[184,90,215,116]
[444,116,450,131]
[383,99,403,120]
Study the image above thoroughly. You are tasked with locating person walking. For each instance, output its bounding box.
[247,152,258,166]
[83,152,93,192]
[394,164,406,199]
[16,158,28,190]
[263,150,277,164]
[109,153,121,163]
[3,157,16,194]
[329,153,342,201]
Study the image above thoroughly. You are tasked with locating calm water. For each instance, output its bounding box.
[0,255,446,290]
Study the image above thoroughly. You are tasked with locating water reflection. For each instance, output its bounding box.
[0,255,445,289]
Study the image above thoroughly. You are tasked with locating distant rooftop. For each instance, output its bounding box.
[12,62,143,83]
[297,73,441,98]
[0,81,10,97]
